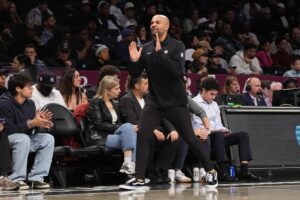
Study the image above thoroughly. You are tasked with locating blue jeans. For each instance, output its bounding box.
[8,133,54,182]
[105,123,136,161]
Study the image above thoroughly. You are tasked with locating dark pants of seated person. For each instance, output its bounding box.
[174,139,188,170]
[147,134,180,172]
[0,132,12,176]
[209,131,253,163]
[174,138,211,170]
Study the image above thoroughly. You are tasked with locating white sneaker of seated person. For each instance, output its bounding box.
[175,170,192,183]
[203,170,218,189]
[119,162,135,175]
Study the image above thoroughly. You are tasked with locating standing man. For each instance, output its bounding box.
[0,74,54,190]
[120,15,217,189]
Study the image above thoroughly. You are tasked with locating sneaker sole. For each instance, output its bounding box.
[33,186,50,190]
[205,181,218,190]
[176,178,192,183]
[119,184,150,191]
[0,186,19,191]
[19,186,30,190]
[119,169,135,175]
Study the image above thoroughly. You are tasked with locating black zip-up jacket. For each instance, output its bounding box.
[0,94,35,136]
[129,35,187,109]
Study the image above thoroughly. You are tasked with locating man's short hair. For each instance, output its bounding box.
[24,43,36,50]
[292,55,300,65]
[98,65,120,81]
[128,72,148,90]
[243,43,258,51]
[201,77,220,91]
[261,80,272,90]
[8,73,32,96]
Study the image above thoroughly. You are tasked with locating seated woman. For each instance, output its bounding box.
[59,68,88,111]
[86,76,136,174]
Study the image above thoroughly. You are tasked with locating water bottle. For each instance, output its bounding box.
[193,167,200,182]
[168,169,175,183]
[230,166,235,177]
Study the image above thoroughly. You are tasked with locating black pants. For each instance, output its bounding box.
[0,132,11,176]
[136,105,213,179]
[210,131,253,163]
[147,135,180,172]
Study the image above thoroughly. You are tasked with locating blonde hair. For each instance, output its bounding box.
[223,76,239,94]
[95,75,119,99]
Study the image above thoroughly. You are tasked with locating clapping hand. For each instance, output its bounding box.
[155,32,161,52]
[31,110,53,129]
[40,109,53,121]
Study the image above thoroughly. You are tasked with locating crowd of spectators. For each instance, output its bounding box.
[2,0,300,191]
[1,0,300,77]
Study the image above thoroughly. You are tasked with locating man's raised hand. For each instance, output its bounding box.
[129,42,142,62]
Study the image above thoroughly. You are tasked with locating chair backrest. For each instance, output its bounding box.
[42,103,80,141]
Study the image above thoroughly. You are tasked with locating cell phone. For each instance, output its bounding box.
[0,118,5,124]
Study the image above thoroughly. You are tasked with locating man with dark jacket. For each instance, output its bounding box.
[242,77,267,106]
[120,14,217,189]
[0,74,54,190]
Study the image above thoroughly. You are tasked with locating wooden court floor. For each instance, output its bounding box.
[1,181,300,200]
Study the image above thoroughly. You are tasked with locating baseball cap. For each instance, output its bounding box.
[121,28,135,38]
[57,43,71,52]
[81,0,90,4]
[208,50,222,58]
[95,44,108,56]
[124,2,134,10]
[277,3,285,8]
[38,72,56,87]
[98,1,109,11]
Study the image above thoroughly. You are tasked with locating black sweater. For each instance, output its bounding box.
[129,35,187,109]
[0,95,35,135]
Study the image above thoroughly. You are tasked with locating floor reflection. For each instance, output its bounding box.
[2,182,300,200]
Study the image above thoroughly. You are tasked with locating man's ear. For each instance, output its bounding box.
[16,86,22,93]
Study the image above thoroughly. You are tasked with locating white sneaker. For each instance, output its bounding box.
[119,162,135,174]
[203,170,218,189]
[199,168,206,181]
[175,170,192,183]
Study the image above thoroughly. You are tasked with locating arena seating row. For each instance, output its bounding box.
[44,103,300,186]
